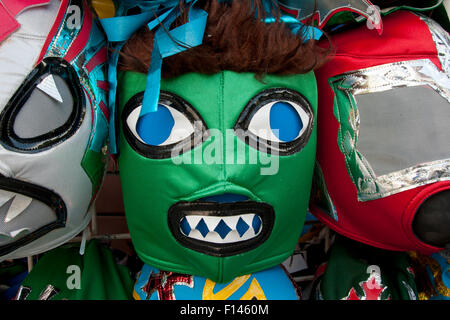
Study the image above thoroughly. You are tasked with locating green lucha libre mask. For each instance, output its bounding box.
[117,70,317,282]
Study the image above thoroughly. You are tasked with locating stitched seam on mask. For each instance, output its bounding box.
[14,34,47,41]
[178,181,263,202]
[220,71,226,185]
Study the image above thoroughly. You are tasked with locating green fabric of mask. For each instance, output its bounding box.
[15,240,134,300]
[313,236,419,300]
[117,70,318,283]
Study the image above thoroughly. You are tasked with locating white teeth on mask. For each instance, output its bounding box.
[0,232,10,240]
[180,213,262,244]
[0,190,33,223]
[241,214,255,227]
[37,74,63,103]
[0,190,14,208]
[184,215,202,228]
[0,228,30,240]
[187,228,258,243]
[9,228,30,238]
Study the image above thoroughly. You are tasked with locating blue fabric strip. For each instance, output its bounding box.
[100,11,156,42]
[147,7,176,31]
[99,1,202,154]
[264,16,323,41]
[140,8,208,118]
[139,7,179,121]
[106,42,125,154]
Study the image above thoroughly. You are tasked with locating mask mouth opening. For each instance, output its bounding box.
[412,188,450,248]
[0,175,66,258]
[168,199,275,257]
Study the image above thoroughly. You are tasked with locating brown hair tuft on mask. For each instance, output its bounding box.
[118,0,332,78]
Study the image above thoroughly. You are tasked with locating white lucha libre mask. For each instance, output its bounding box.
[0,0,109,260]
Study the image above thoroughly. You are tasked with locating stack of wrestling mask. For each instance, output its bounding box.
[4,0,450,302]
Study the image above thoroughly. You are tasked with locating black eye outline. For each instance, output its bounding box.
[0,57,85,153]
[233,88,314,156]
[121,91,209,159]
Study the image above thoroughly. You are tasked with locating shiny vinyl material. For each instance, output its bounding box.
[331,57,450,201]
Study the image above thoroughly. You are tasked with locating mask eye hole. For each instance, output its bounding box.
[0,57,84,152]
[248,100,310,143]
[13,74,74,139]
[234,88,314,156]
[122,91,208,159]
[126,103,195,147]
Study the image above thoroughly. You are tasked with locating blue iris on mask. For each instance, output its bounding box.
[269,102,303,142]
[136,105,174,145]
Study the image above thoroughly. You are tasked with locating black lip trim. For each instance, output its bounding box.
[168,201,275,257]
[0,175,67,257]
[233,88,314,156]
[121,90,209,159]
[0,57,85,153]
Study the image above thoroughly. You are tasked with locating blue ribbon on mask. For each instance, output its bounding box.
[99,0,207,154]
[141,7,208,121]
[264,16,323,41]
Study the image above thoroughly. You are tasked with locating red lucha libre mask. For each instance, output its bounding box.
[311,10,450,254]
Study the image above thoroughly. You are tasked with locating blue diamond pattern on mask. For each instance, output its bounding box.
[236,217,250,237]
[179,217,191,236]
[252,215,262,234]
[214,219,232,239]
[195,218,209,238]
